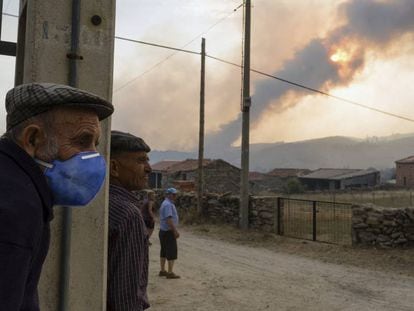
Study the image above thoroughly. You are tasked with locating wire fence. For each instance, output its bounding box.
[277,198,352,245]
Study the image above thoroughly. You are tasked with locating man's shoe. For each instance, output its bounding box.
[158,270,168,277]
[166,272,181,279]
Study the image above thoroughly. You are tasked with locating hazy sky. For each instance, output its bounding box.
[1,0,414,151]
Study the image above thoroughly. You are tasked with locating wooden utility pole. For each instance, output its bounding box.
[240,0,251,230]
[197,37,206,215]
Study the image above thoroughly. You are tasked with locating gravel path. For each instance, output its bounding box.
[147,227,414,311]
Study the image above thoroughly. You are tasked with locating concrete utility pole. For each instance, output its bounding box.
[197,37,206,215]
[240,0,251,230]
[16,0,116,310]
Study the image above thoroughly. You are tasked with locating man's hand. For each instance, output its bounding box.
[174,230,180,239]
[167,217,179,239]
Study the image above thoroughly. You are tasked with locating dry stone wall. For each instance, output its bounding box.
[147,192,277,232]
[352,204,414,247]
[137,190,414,248]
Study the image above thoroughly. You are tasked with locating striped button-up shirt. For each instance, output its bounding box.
[107,184,150,311]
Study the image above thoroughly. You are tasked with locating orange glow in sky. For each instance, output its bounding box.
[330,49,351,63]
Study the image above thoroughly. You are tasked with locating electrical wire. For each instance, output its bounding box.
[115,36,414,123]
[115,36,199,55]
[113,3,243,93]
[3,5,413,123]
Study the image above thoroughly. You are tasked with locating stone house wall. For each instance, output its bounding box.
[158,160,241,194]
[396,162,414,187]
[203,160,241,194]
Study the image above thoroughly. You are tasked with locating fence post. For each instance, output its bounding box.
[277,197,281,235]
[312,201,317,241]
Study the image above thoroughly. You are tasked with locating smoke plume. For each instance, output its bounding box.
[205,0,414,152]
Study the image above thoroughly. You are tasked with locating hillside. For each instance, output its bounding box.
[150,134,414,172]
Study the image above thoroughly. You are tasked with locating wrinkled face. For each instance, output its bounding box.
[36,107,101,162]
[110,151,151,191]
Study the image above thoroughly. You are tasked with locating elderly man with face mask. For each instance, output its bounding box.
[107,131,152,311]
[0,83,113,311]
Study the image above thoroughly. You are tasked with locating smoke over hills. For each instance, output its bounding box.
[151,133,414,172]
[205,0,414,150]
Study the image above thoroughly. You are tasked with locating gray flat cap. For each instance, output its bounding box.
[6,83,114,130]
[111,130,151,154]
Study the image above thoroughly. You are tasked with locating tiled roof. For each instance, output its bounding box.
[151,160,180,171]
[396,156,414,164]
[167,159,212,172]
[300,168,378,180]
[332,168,378,180]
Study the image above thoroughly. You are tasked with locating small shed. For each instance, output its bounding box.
[395,156,414,187]
[299,168,380,191]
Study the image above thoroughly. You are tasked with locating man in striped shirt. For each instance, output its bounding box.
[107,131,152,310]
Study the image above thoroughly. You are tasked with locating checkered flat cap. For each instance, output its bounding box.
[111,130,151,153]
[6,83,114,130]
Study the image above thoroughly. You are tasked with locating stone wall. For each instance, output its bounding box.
[145,191,278,232]
[250,196,278,232]
[352,204,414,247]
[139,191,414,248]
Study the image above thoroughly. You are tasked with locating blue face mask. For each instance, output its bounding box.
[36,152,106,207]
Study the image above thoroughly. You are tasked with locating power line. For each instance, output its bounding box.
[206,54,414,123]
[114,3,242,93]
[2,6,240,92]
[4,6,413,123]
[115,36,199,55]
[114,36,414,123]
[113,37,202,93]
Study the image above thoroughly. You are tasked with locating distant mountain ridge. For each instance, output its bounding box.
[150,134,414,172]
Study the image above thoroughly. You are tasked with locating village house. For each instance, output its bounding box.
[299,168,380,191]
[150,159,241,194]
[395,156,414,187]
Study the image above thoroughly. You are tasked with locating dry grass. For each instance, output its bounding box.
[284,189,414,208]
[186,222,414,278]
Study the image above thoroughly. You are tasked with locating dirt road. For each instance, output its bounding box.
[147,227,414,311]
